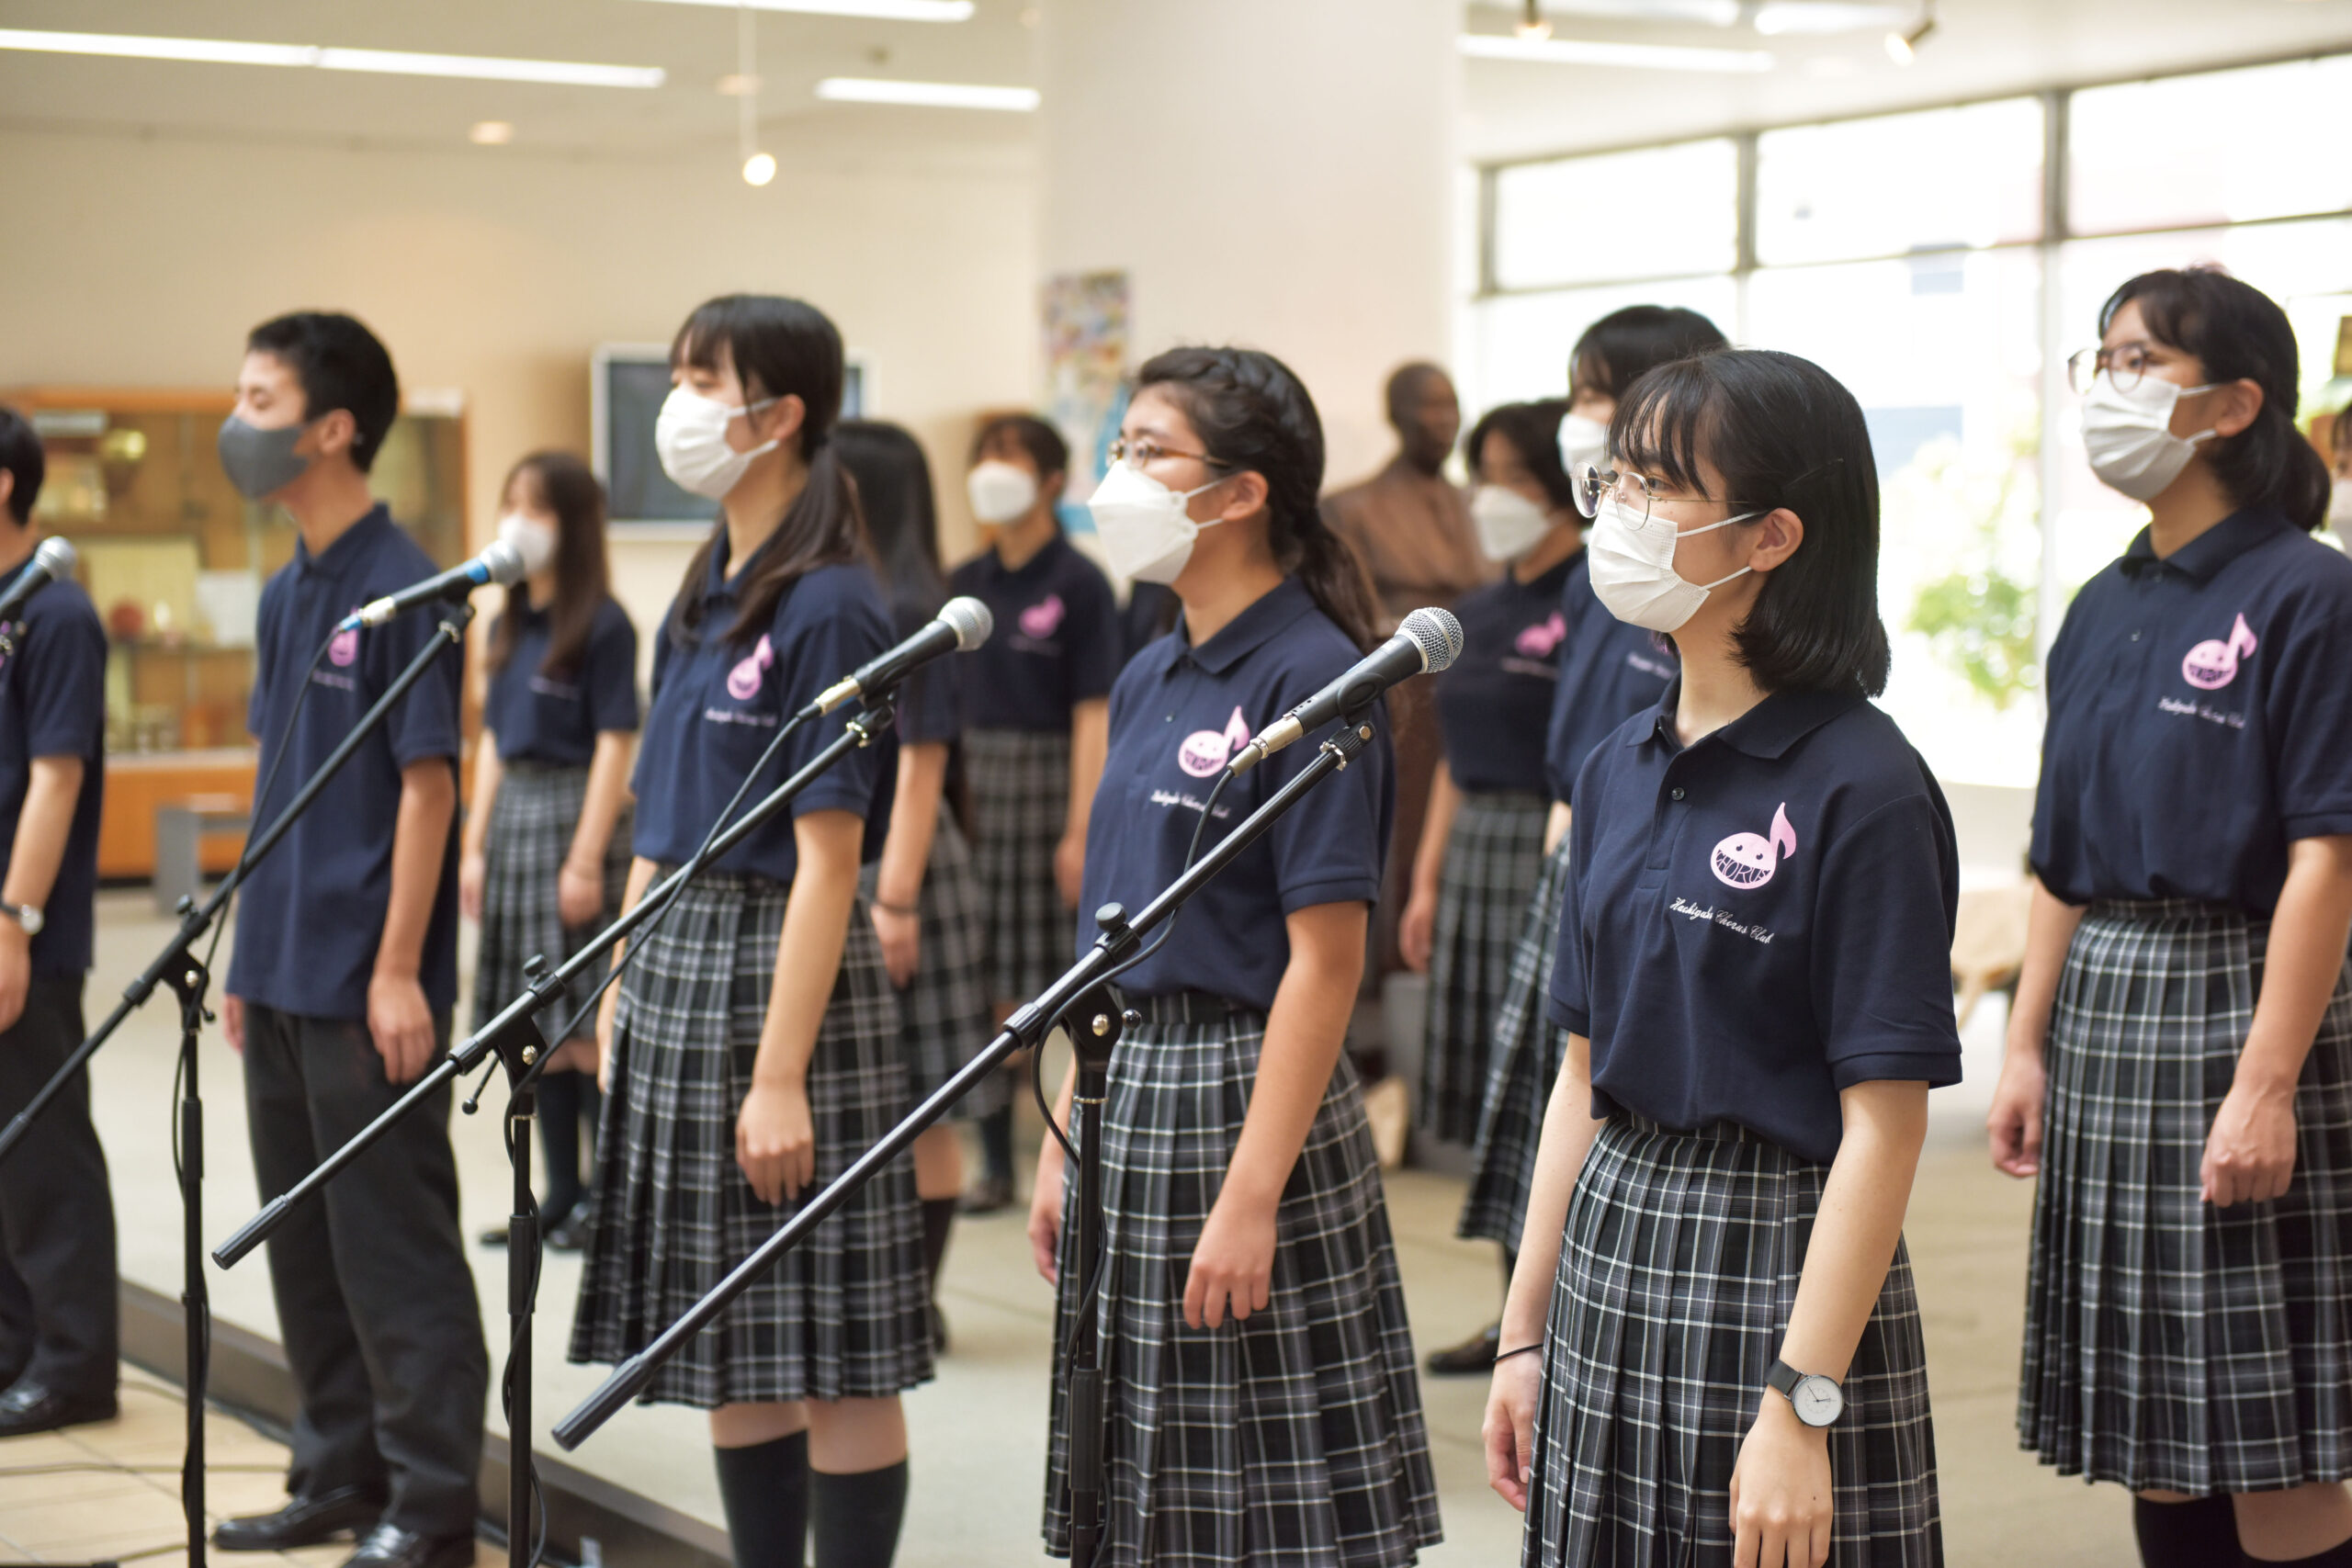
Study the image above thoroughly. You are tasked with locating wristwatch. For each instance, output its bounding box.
[1766,1358,1844,1427]
[2,903,43,937]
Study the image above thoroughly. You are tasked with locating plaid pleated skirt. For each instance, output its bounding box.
[471,761,634,1042]
[859,813,1008,1121]
[568,870,933,1406]
[1527,1114,1942,1567]
[1420,792,1549,1145]
[1044,1004,1443,1568]
[966,727,1078,1002]
[2018,897,2352,1495]
[1459,837,1574,1247]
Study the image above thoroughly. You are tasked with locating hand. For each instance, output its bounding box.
[1482,1345,1544,1512]
[0,923,28,1034]
[871,902,922,989]
[1398,887,1438,975]
[2203,1076,2298,1207]
[1028,1141,1067,1284]
[220,992,245,1054]
[1728,1396,1833,1568]
[1986,1047,2047,1179]
[737,1077,816,1205]
[1183,1192,1276,1330]
[458,851,486,921]
[557,860,605,929]
[1054,830,1085,910]
[596,984,619,1093]
[366,972,438,1085]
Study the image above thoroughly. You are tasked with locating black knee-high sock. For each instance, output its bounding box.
[810,1461,908,1568]
[977,1104,1013,1184]
[537,1071,584,1225]
[920,1198,956,1299]
[2134,1495,2247,1568]
[714,1431,809,1568]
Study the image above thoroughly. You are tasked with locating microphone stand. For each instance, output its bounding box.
[549,714,1382,1568]
[0,605,473,1568]
[213,695,901,1568]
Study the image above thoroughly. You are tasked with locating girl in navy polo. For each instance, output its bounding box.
[1485,348,1961,1567]
[949,413,1121,1213]
[1993,268,2352,1568]
[835,419,1003,1350]
[460,450,637,1253]
[1023,346,1440,1567]
[569,296,928,1568]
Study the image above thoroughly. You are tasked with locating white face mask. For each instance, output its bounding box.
[1587,493,1759,634]
[1087,462,1229,584]
[1471,484,1554,562]
[2327,477,2352,534]
[967,460,1039,525]
[656,385,778,501]
[496,513,557,577]
[1556,412,1609,479]
[2081,373,2217,502]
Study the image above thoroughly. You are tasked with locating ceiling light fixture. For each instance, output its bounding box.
[1515,0,1554,40]
[736,3,772,187]
[1884,1,1935,63]
[1457,33,1774,73]
[469,119,514,144]
[743,151,778,185]
[0,27,665,87]
[627,0,974,19]
[815,77,1041,110]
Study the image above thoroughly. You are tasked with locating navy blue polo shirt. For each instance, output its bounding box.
[886,586,962,749]
[1550,684,1962,1164]
[0,574,105,976]
[632,548,895,883]
[1079,577,1395,1012]
[946,533,1119,732]
[2032,509,2352,916]
[483,595,639,765]
[1544,555,1679,806]
[1437,554,1577,795]
[1121,581,1182,666]
[228,506,464,1021]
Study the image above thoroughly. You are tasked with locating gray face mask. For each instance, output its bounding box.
[217,414,312,500]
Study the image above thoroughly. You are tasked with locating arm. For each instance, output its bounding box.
[1184,899,1366,1330]
[0,757,85,1032]
[1027,1056,1080,1282]
[368,757,458,1085]
[596,855,661,1091]
[558,730,635,928]
[458,734,503,921]
[735,807,865,1206]
[1542,799,1572,856]
[2203,833,2352,1206]
[1056,697,1110,908]
[1398,761,1463,973]
[870,740,948,987]
[1986,878,2086,1178]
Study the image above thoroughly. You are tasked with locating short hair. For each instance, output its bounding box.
[1384,361,1453,423]
[1465,398,1577,513]
[0,407,41,525]
[1612,348,1890,696]
[1570,305,1729,401]
[244,311,401,473]
[969,413,1069,483]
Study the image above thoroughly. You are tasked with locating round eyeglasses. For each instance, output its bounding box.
[1569,461,1764,527]
[1106,436,1230,472]
[2065,343,2168,395]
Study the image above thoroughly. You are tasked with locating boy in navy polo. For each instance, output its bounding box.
[0,406,118,1438]
[213,314,485,1568]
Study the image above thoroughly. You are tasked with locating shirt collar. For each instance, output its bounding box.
[1630,679,1862,761]
[2120,508,2292,583]
[1176,577,1317,676]
[295,503,393,581]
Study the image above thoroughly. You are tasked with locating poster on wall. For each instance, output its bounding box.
[1042,269,1130,538]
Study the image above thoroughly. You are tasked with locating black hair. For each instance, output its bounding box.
[1612,348,1890,696]
[1385,362,1454,425]
[488,451,612,678]
[1136,346,1383,653]
[969,413,1069,491]
[835,420,947,620]
[1570,305,1730,401]
[1466,398,1577,513]
[0,407,41,526]
[244,311,400,473]
[666,294,866,649]
[2100,266,2332,531]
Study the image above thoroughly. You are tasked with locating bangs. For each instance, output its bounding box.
[1610,359,1725,496]
[2101,271,2207,359]
[669,299,737,374]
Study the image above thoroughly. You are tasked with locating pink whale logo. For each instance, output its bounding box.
[1515,611,1567,659]
[328,618,359,668]
[1178,705,1252,779]
[727,633,775,701]
[1711,802,1796,890]
[1019,593,1067,640]
[2181,613,2256,691]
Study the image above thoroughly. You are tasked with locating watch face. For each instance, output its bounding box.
[1792,1373,1844,1427]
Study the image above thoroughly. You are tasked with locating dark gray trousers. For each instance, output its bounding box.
[0,975,118,1398]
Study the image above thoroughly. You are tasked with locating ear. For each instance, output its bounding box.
[307,407,359,462]
[1198,468,1269,525]
[755,393,808,450]
[2206,378,2265,440]
[0,470,14,520]
[1747,507,1805,574]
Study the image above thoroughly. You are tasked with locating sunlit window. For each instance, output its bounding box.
[1757,97,2043,267]
[1490,140,1738,292]
[2070,56,2352,236]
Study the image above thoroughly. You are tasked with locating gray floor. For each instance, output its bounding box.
[80,889,2131,1563]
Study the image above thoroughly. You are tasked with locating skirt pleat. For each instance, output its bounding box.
[1458,837,1575,1247]
[471,761,633,1041]
[2019,897,2352,1494]
[1043,1010,1442,1567]
[966,727,1079,1002]
[568,871,933,1406]
[1420,792,1549,1145]
[1527,1115,1941,1568]
[860,813,1008,1120]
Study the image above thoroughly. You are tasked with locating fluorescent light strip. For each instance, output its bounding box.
[816,77,1039,111]
[0,28,665,88]
[1458,32,1774,72]
[627,0,974,19]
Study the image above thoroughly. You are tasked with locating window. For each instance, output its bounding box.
[1458,275,1740,412]
[2069,56,2352,236]
[1490,140,1738,291]
[1756,97,2043,266]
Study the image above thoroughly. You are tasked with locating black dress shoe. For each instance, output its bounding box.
[1425,1322,1503,1376]
[543,1204,594,1252]
[212,1485,383,1551]
[344,1522,478,1568]
[0,1379,116,1437]
[958,1174,1014,1215]
[476,1225,510,1247]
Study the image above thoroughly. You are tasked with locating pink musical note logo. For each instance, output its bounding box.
[1712,802,1797,890]
[1178,705,1252,778]
[329,617,360,668]
[2181,613,2256,691]
[727,633,775,701]
[1019,593,1067,640]
[1514,611,1567,659]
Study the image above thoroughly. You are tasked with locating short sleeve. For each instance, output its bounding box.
[1064,561,1122,704]
[2264,604,2352,841]
[1262,697,1393,915]
[248,577,283,741]
[2027,591,2090,878]
[1810,795,1964,1089]
[583,604,641,735]
[771,575,892,822]
[369,594,462,770]
[22,604,105,762]
[1546,775,1596,1035]
[899,656,962,746]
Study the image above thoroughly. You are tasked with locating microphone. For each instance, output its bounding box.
[339,540,527,630]
[807,596,993,716]
[0,538,78,624]
[1227,606,1462,775]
